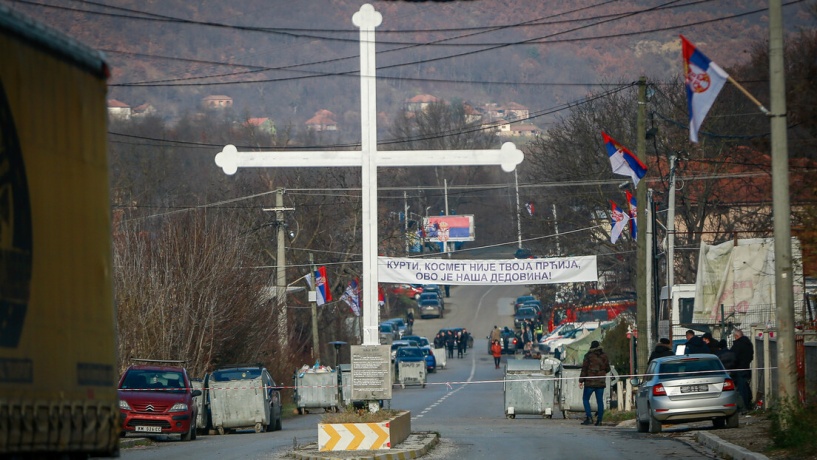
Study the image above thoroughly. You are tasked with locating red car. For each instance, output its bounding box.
[389,283,423,299]
[118,361,201,441]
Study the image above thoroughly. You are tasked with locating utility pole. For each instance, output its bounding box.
[404,191,409,255]
[309,253,321,362]
[515,170,522,249]
[769,0,796,406]
[635,77,649,374]
[263,189,294,348]
[665,152,677,351]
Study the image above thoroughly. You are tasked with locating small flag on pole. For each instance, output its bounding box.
[625,190,637,239]
[602,131,647,187]
[610,200,628,244]
[340,279,361,316]
[314,266,331,306]
[525,201,535,217]
[681,35,729,143]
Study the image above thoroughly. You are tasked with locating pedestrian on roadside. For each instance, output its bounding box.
[490,325,501,343]
[579,340,610,426]
[648,338,674,363]
[491,340,502,369]
[456,331,465,358]
[445,331,455,359]
[730,328,754,413]
[715,339,737,370]
[462,329,470,355]
[684,329,709,354]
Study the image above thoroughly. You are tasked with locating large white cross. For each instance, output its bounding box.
[215,3,523,346]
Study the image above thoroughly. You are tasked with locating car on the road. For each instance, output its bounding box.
[420,345,437,372]
[402,335,430,347]
[394,346,427,375]
[488,327,520,354]
[379,322,400,343]
[513,306,539,329]
[418,291,444,311]
[390,339,418,361]
[513,295,536,313]
[631,354,740,434]
[385,317,408,337]
[421,285,445,308]
[389,283,423,299]
[419,298,443,319]
[118,361,202,441]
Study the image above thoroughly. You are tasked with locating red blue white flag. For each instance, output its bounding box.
[525,201,535,217]
[610,200,628,244]
[340,279,360,316]
[625,190,637,239]
[602,131,647,187]
[314,266,331,306]
[681,35,729,143]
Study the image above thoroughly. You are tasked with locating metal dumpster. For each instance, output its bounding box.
[557,364,618,419]
[293,366,339,414]
[338,364,352,407]
[395,361,426,389]
[503,357,561,419]
[433,347,447,369]
[208,374,271,434]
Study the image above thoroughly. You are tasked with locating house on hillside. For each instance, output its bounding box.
[201,95,233,109]
[485,102,529,121]
[463,102,483,124]
[305,109,338,131]
[498,122,541,137]
[131,102,156,118]
[244,117,276,135]
[405,94,439,112]
[107,99,131,120]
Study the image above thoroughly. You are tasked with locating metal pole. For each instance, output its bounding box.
[276,190,288,347]
[769,0,796,406]
[645,189,654,346]
[443,179,449,254]
[552,204,561,256]
[635,77,648,374]
[515,170,522,249]
[404,191,409,255]
[310,253,320,362]
[666,153,677,351]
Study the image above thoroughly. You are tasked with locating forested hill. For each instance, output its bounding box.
[5,0,814,131]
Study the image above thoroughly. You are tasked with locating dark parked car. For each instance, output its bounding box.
[513,295,536,313]
[513,306,539,329]
[421,285,445,308]
[487,327,520,354]
[419,298,443,319]
[632,354,739,433]
[118,361,201,441]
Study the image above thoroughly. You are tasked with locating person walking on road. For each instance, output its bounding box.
[490,325,501,343]
[730,328,754,413]
[445,331,455,359]
[456,331,465,358]
[491,340,502,369]
[579,340,610,426]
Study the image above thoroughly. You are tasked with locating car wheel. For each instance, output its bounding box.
[636,413,648,433]
[648,411,662,434]
[181,423,194,441]
[275,414,283,431]
[726,411,739,428]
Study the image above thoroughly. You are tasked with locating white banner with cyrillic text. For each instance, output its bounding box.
[378,256,598,285]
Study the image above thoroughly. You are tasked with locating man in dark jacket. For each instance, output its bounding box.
[730,328,754,412]
[715,339,737,370]
[648,338,674,363]
[684,330,709,354]
[445,331,455,359]
[579,340,610,426]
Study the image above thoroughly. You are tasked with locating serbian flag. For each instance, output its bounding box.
[525,201,535,217]
[625,190,637,239]
[340,279,361,316]
[610,200,629,244]
[602,131,647,187]
[681,35,729,143]
[314,266,331,306]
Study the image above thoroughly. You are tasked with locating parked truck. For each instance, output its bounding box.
[0,6,119,457]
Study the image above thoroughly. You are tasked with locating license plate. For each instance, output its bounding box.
[680,384,708,393]
[135,426,162,433]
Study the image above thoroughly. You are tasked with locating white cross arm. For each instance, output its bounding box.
[215,142,523,175]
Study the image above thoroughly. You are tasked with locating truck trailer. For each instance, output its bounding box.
[0,6,119,457]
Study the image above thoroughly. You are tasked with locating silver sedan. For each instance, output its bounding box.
[631,354,740,433]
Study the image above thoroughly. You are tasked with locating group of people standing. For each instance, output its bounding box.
[433,329,470,360]
[648,328,755,412]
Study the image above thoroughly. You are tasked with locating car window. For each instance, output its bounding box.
[658,358,724,379]
[397,348,423,358]
[122,370,186,392]
[212,368,262,381]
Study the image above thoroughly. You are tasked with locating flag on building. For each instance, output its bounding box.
[340,279,361,316]
[625,190,637,239]
[602,131,647,187]
[610,200,629,244]
[681,35,729,143]
[525,201,535,217]
[314,266,331,306]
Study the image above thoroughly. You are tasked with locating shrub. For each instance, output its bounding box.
[769,397,817,453]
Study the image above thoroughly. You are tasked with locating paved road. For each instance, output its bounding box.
[117,284,721,459]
